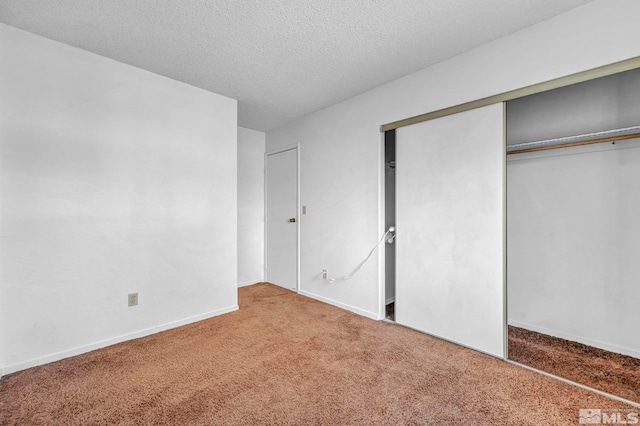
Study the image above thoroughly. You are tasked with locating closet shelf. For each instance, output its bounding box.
[506,125,640,155]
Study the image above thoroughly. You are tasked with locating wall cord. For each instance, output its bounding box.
[322,226,395,283]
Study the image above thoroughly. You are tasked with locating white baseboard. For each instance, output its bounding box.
[299,290,379,320]
[2,305,239,375]
[385,296,395,305]
[238,280,262,287]
[509,320,640,359]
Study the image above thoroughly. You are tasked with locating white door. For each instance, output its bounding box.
[265,148,298,291]
[395,103,505,357]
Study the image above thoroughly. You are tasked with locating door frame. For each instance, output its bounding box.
[378,132,388,320]
[264,144,300,293]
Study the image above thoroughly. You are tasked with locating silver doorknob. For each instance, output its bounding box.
[289,218,296,223]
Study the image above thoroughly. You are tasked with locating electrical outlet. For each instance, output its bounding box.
[128,292,138,307]
[322,269,328,279]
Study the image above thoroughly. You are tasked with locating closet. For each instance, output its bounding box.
[506,67,640,402]
[384,61,640,403]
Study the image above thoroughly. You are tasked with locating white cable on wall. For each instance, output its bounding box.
[321,226,395,283]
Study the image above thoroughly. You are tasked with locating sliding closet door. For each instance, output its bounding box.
[395,103,505,357]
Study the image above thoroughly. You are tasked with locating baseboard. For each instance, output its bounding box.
[509,320,640,359]
[385,296,395,305]
[2,304,239,375]
[299,290,378,320]
[238,280,262,287]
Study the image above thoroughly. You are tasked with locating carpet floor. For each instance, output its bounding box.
[508,325,640,404]
[0,283,636,425]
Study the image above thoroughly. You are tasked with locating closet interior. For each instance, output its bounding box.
[506,67,640,403]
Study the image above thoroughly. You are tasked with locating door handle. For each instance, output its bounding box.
[289,218,296,223]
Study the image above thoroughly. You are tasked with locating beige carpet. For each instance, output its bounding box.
[0,283,635,425]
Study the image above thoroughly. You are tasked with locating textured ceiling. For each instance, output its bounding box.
[0,0,595,131]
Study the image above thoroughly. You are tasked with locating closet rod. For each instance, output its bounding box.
[506,125,640,155]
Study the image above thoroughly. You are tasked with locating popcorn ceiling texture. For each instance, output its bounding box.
[0,0,594,131]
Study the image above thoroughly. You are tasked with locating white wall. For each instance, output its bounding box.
[237,127,265,286]
[266,0,640,320]
[507,142,640,359]
[507,71,640,358]
[0,24,238,374]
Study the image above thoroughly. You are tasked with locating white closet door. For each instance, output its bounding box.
[395,103,505,357]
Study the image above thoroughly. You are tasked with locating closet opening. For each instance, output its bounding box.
[384,129,396,321]
[506,67,640,404]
